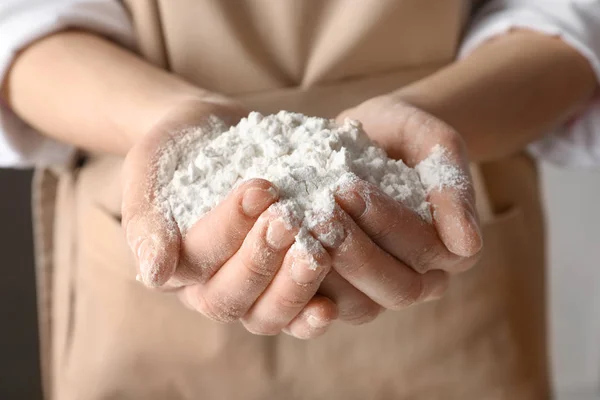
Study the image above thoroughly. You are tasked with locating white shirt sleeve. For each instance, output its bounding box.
[0,0,135,168]
[460,0,600,168]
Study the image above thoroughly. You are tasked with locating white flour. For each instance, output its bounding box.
[154,111,463,255]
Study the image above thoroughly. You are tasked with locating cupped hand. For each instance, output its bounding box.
[314,96,483,321]
[121,98,337,339]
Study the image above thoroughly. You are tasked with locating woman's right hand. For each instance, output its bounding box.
[121,98,339,339]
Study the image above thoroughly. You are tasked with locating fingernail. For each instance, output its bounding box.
[126,230,142,259]
[425,284,446,302]
[242,186,279,217]
[335,174,367,216]
[470,214,483,253]
[338,189,366,217]
[459,210,483,257]
[138,239,161,287]
[306,314,331,329]
[137,238,150,261]
[443,208,482,258]
[425,274,449,302]
[266,217,295,250]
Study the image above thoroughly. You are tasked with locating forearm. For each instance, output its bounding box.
[396,31,597,162]
[1,31,206,156]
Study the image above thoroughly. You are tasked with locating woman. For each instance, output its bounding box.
[1,1,599,399]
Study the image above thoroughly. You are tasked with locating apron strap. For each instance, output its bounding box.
[33,154,82,400]
[32,168,58,400]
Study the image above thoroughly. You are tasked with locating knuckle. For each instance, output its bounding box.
[388,278,425,310]
[341,302,381,325]
[273,291,309,311]
[369,219,398,243]
[175,255,211,284]
[339,242,377,277]
[412,246,448,273]
[240,252,276,280]
[199,294,246,323]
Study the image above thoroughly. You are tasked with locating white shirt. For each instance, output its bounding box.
[1,0,600,168]
[1,2,599,399]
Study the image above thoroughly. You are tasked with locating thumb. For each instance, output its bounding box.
[122,129,181,288]
[121,99,248,287]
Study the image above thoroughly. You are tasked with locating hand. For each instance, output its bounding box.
[313,96,483,321]
[121,98,337,339]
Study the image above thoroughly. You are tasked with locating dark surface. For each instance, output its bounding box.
[0,169,43,400]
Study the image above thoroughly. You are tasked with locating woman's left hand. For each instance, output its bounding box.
[313,95,484,322]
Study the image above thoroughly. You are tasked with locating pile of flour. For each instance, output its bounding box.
[155,111,463,249]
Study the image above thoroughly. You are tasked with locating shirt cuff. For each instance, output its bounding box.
[0,0,136,168]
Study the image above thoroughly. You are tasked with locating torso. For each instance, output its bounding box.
[35,1,550,398]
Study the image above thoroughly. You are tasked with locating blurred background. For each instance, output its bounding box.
[0,163,598,399]
[544,163,600,400]
[0,169,41,399]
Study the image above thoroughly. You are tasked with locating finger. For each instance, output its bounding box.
[283,296,338,340]
[338,101,482,258]
[242,230,331,335]
[335,176,478,273]
[415,141,482,259]
[181,206,297,323]
[176,179,279,284]
[318,270,383,325]
[312,208,449,310]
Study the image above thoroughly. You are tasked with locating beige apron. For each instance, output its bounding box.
[33,1,550,399]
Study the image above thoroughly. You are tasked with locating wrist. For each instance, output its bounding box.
[128,93,248,156]
[125,91,209,147]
